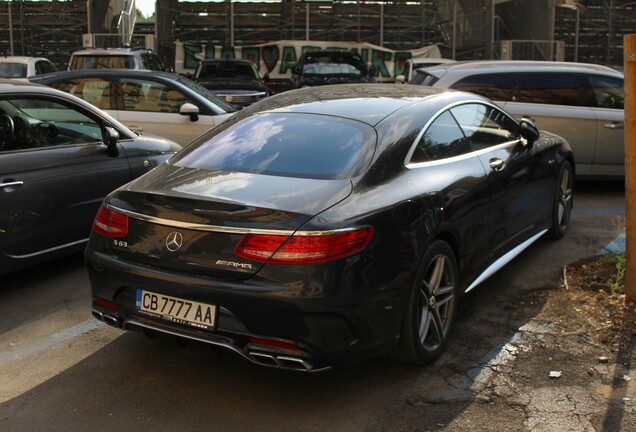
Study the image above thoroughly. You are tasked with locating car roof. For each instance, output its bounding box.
[31,69,179,82]
[0,56,50,63]
[199,59,254,64]
[425,60,622,76]
[71,47,152,56]
[302,50,362,57]
[229,84,469,126]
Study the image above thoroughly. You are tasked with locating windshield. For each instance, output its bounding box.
[173,113,376,179]
[196,62,258,80]
[0,63,27,78]
[301,55,365,76]
[70,55,135,70]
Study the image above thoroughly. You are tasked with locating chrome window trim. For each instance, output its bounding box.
[404,99,522,169]
[107,204,362,237]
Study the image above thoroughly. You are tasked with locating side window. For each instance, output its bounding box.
[135,80,189,113]
[142,53,165,71]
[0,96,103,152]
[41,61,56,74]
[34,61,45,75]
[52,78,113,110]
[451,73,518,101]
[513,73,581,106]
[121,79,148,111]
[410,111,469,163]
[450,103,518,150]
[587,75,624,109]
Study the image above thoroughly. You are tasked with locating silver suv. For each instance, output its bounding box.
[69,47,166,71]
[411,61,625,178]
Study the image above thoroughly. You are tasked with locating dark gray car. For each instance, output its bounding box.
[0,80,181,275]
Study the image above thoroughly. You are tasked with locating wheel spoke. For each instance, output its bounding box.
[557,167,573,227]
[427,255,445,293]
[418,254,456,351]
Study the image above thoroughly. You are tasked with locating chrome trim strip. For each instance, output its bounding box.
[123,318,331,372]
[404,99,522,169]
[465,229,548,293]
[107,204,361,237]
[6,238,88,259]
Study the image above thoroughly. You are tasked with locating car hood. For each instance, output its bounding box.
[197,77,269,92]
[297,75,374,87]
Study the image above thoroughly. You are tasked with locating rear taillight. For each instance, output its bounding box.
[235,227,374,264]
[92,206,128,238]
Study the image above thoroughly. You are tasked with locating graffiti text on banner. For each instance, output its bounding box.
[176,40,442,81]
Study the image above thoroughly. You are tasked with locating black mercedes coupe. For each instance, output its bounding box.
[86,84,574,371]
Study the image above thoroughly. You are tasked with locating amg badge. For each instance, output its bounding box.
[216,260,252,269]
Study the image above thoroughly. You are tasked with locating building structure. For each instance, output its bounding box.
[0,0,633,70]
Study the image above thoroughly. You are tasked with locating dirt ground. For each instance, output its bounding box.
[450,254,636,431]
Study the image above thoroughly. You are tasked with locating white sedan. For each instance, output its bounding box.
[31,70,237,145]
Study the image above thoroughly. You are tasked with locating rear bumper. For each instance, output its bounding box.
[86,250,407,371]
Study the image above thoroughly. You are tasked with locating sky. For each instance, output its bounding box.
[135,0,156,17]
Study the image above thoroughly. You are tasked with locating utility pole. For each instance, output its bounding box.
[625,34,636,305]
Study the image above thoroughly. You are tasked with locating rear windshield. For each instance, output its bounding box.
[0,63,27,78]
[70,55,135,70]
[174,113,376,179]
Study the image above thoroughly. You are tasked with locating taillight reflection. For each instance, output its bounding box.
[92,206,128,238]
[235,227,374,264]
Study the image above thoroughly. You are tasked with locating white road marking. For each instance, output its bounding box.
[0,319,105,365]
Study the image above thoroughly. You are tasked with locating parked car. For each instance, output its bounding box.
[68,47,167,71]
[394,57,453,83]
[291,50,375,88]
[0,79,181,275]
[193,59,271,108]
[0,56,56,81]
[86,84,574,371]
[410,60,624,178]
[30,69,237,145]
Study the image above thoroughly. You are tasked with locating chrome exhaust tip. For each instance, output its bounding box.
[92,310,104,321]
[248,352,313,371]
[102,314,122,328]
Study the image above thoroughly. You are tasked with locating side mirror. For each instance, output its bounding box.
[103,126,119,157]
[518,118,540,147]
[180,103,200,122]
[369,66,377,77]
[395,74,406,84]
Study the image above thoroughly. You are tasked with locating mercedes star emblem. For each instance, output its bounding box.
[165,231,184,252]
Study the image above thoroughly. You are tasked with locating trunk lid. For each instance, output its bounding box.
[105,164,352,279]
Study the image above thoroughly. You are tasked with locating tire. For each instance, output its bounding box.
[391,240,459,365]
[547,160,574,239]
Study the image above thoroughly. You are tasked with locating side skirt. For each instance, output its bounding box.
[465,229,548,293]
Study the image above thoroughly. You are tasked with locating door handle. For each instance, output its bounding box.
[489,158,505,172]
[0,179,24,192]
[603,122,624,130]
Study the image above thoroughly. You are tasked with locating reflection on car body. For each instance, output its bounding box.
[86,84,574,372]
[0,80,181,275]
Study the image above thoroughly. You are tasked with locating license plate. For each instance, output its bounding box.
[135,289,216,330]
